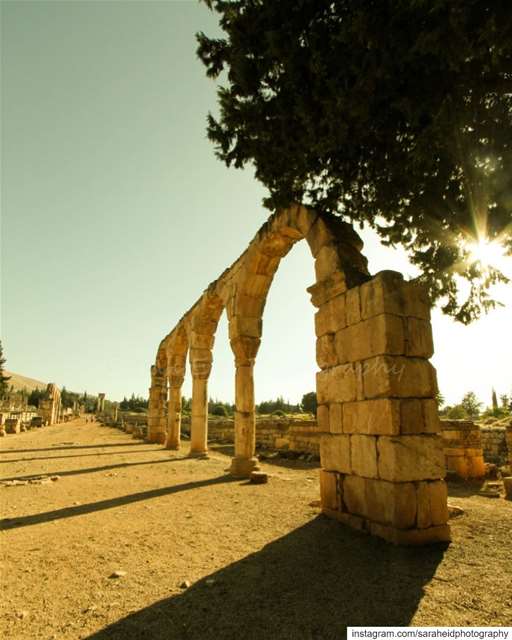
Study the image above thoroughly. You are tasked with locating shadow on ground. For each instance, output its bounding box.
[0,442,157,454]
[447,478,486,498]
[0,475,237,530]
[209,443,320,471]
[87,516,445,640]
[0,456,191,482]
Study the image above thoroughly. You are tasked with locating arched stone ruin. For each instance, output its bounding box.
[149,205,450,545]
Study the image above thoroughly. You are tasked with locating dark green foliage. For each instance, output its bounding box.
[119,393,148,413]
[197,0,511,322]
[28,387,49,408]
[0,341,11,399]
[256,396,301,414]
[301,391,317,415]
[460,391,483,419]
[272,409,286,417]
[208,399,234,416]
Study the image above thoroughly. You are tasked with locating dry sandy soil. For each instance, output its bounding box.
[1,418,511,640]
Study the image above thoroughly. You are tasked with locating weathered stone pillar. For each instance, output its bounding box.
[314,269,451,545]
[230,362,259,477]
[190,377,208,455]
[147,366,166,444]
[165,384,182,450]
[189,339,212,456]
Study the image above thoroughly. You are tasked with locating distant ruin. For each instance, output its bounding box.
[149,205,450,544]
[39,383,62,426]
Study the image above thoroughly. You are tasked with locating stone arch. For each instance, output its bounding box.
[150,204,450,545]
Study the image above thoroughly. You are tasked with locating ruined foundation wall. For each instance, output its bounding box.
[441,419,485,478]
[480,425,509,467]
[186,416,322,454]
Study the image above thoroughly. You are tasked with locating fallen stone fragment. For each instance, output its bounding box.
[180,580,191,589]
[109,570,127,579]
[50,476,60,482]
[503,477,512,500]
[17,610,29,620]
[205,578,216,587]
[447,503,465,518]
[250,471,268,484]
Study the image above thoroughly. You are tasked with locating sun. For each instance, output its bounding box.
[465,238,508,271]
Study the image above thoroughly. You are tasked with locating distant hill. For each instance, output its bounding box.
[4,371,49,393]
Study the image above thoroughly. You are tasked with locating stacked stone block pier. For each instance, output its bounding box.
[149,205,450,544]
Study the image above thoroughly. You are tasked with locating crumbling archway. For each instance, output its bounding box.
[148,205,450,545]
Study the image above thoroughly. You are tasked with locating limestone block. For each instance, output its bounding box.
[316,334,338,369]
[239,272,274,297]
[345,287,361,326]
[234,293,266,317]
[404,281,431,320]
[308,273,347,307]
[240,245,284,272]
[365,478,417,529]
[406,317,434,358]
[504,477,512,501]
[319,470,341,511]
[362,356,437,399]
[230,336,261,364]
[351,435,378,478]
[360,271,406,319]
[320,434,351,473]
[191,317,217,335]
[259,231,295,258]
[343,399,400,436]
[343,475,367,517]
[378,435,446,482]
[229,316,262,340]
[369,522,451,545]
[400,398,441,435]
[318,364,357,403]
[235,366,255,412]
[329,403,343,434]
[468,456,486,477]
[294,204,318,237]
[400,399,424,435]
[314,295,346,337]
[317,404,329,432]
[422,399,441,433]
[306,216,336,258]
[335,314,405,363]
[314,244,342,281]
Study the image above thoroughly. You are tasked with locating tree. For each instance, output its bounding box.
[0,341,11,400]
[301,391,317,415]
[492,388,499,412]
[461,391,482,419]
[197,1,511,323]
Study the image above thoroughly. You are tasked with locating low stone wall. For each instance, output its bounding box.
[181,415,321,455]
[480,426,508,466]
[440,419,485,479]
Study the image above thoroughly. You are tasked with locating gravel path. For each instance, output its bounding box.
[1,418,511,639]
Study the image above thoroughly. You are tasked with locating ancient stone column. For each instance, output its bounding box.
[190,376,208,456]
[147,366,166,444]
[165,385,182,450]
[230,362,260,477]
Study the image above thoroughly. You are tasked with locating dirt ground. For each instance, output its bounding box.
[1,418,511,640]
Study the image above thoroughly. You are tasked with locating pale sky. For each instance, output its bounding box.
[2,0,511,408]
